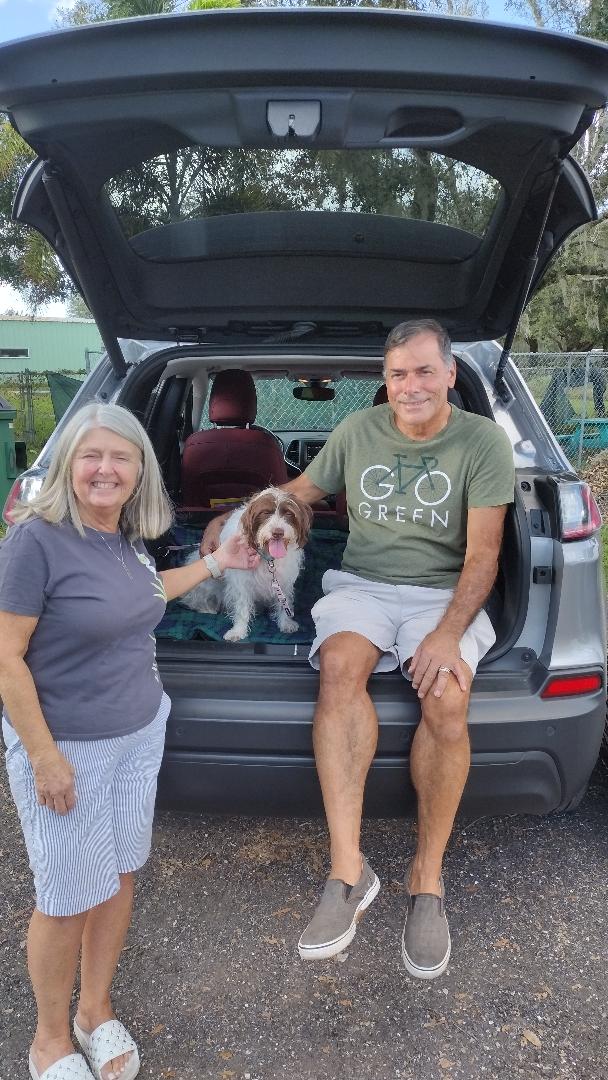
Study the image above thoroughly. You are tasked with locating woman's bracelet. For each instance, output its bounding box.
[202,553,223,579]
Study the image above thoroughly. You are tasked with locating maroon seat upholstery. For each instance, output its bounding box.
[180,370,289,507]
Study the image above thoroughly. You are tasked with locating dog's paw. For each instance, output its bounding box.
[224,625,248,642]
[278,617,299,634]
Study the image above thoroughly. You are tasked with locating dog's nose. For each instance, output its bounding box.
[271,529,284,539]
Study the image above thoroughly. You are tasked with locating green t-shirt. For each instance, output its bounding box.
[305,404,515,588]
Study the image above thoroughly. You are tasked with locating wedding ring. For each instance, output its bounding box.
[438,666,451,674]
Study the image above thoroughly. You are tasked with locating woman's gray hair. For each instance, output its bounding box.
[11,403,173,540]
[383,319,453,370]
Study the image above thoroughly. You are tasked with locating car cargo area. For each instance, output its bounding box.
[134,351,526,661]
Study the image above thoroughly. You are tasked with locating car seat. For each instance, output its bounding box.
[180,369,289,508]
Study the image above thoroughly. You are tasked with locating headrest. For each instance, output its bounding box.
[372,384,388,406]
[209,369,257,426]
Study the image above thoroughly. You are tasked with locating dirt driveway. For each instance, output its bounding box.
[1,769,607,1080]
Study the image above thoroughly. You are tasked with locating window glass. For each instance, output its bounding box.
[106,148,501,240]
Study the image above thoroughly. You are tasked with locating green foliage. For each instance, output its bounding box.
[188,0,240,8]
[0,122,69,307]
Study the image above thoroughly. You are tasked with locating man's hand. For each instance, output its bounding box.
[200,513,229,556]
[408,628,468,700]
[214,534,260,573]
[31,748,76,815]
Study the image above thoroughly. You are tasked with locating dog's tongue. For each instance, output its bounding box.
[269,538,287,559]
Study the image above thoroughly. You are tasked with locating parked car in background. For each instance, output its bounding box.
[1,8,606,815]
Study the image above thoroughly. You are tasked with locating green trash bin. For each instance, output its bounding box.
[0,395,27,513]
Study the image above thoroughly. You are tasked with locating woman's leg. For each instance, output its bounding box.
[28,906,88,1075]
[75,872,136,1080]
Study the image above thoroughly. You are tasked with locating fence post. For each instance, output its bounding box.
[20,369,36,446]
[576,353,591,471]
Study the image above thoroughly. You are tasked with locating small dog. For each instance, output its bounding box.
[181,487,313,641]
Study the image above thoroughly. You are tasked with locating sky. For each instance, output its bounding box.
[0,0,527,316]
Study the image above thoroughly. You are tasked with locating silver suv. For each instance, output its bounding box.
[1,8,606,815]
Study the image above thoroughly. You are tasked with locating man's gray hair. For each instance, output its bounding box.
[383,319,453,368]
[11,402,173,540]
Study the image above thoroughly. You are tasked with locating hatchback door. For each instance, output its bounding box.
[0,9,606,371]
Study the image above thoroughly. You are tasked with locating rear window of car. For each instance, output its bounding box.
[200,375,383,432]
[106,147,501,240]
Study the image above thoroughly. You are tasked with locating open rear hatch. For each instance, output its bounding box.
[0,8,606,376]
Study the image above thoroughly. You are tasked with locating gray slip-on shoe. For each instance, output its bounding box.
[402,871,451,980]
[298,855,380,960]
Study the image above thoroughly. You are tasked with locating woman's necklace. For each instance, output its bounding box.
[88,526,133,580]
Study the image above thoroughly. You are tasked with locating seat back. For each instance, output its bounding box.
[180,370,288,507]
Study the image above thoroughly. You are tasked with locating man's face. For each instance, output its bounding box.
[384,331,456,439]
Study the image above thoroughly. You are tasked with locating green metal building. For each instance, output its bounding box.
[0,316,104,374]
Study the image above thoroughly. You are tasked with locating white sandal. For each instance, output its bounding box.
[73,1020,140,1080]
[29,1051,95,1080]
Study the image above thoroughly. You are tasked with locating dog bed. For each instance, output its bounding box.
[154,524,347,644]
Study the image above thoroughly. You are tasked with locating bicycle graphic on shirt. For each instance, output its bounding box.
[360,454,451,506]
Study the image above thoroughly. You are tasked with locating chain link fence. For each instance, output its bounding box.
[0,370,85,463]
[513,351,608,520]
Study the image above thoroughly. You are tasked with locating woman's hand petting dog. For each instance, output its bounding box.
[214,533,261,573]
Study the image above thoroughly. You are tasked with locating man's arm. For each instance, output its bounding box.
[409,504,508,699]
[200,473,329,555]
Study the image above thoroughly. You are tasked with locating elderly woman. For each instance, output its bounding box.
[0,403,258,1080]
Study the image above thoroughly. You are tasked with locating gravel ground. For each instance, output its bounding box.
[1,768,607,1080]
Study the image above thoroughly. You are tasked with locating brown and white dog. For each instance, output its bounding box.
[181,487,313,641]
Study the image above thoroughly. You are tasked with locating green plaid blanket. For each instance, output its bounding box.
[155,525,347,644]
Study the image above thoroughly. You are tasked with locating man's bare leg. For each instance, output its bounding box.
[409,666,473,895]
[313,632,382,885]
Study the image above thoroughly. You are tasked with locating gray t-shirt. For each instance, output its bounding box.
[0,517,167,740]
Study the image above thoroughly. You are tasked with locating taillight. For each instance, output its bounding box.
[2,474,44,525]
[540,673,603,699]
[557,481,602,541]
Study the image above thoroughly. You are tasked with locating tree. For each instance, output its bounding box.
[513,0,608,352]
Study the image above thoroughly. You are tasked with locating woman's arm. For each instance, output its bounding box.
[159,532,260,602]
[0,611,76,815]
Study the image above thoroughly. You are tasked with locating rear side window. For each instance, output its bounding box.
[106,147,501,241]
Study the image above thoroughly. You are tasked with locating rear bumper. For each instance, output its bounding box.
[158,747,565,816]
[157,664,605,816]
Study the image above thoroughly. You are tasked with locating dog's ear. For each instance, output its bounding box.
[291,496,314,547]
[239,498,259,550]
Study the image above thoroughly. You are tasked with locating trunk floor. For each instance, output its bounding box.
[155,525,347,644]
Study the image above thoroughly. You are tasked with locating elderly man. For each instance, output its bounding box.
[203,318,514,978]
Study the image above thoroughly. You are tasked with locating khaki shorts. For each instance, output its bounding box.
[309,570,496,678]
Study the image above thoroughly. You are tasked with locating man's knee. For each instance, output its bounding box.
[421,690,470,744]
[318,633,378,694]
